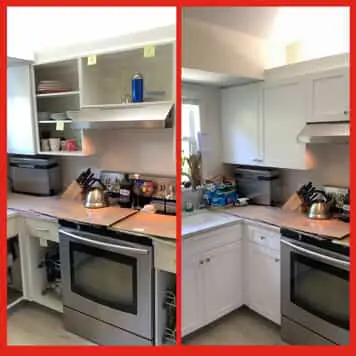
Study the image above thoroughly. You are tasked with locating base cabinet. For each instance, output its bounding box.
[245,242,281,325]
[182,224,243,337]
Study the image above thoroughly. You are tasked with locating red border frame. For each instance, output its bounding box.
[1,1,354,356]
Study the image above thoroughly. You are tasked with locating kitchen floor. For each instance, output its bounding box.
[183,307,286,345]
[7,302,95,346]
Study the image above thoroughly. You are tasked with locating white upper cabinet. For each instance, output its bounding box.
[221,83,263,165]
[307,67,349,123]
[263,76,309,170]
[7,65,37,155]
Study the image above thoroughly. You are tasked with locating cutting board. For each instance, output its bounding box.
[111,212,176,239]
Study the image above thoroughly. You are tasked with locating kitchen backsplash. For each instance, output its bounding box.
[225,143,349,203]
[60,129,175,187]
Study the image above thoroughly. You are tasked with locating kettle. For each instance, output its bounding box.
[84,179,108,209]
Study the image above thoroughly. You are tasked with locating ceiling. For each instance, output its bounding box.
[183,7,349,45]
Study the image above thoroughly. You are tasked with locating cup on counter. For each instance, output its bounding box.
[49,138,61,151]
[40,139,50,152]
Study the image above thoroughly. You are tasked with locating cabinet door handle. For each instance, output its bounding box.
[35,227,50,232]
[252,158,263,163]
[344,110,349,115]
[274,258,280,263]
[199,260,204,265]
[260,236,266,240]
[205,258,211,263]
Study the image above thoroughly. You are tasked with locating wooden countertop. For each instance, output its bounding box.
[8,194,175,239]
[8,194,136,227]
[225,205,349,240]
[111,212,176,240]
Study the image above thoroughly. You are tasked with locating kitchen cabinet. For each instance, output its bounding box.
[221,82,263,165]
[25,216,62,313]
[202,241,243,325]
[263,76,309,170]
[307,67,349,123]
[244,224,281,325]
[182,223,242,336]
[7,64,37,155]
[34,60,92,156]
[79,42,175,108]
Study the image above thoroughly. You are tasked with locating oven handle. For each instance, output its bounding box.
[281,239,349,268]
[59,229,149,255]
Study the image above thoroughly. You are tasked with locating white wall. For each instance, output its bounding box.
[182,18,285,79]
[182,83,222,178]
[60,129,175,186]
[280,144,349,199]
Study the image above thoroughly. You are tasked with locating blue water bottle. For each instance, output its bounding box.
[131,72,144,103]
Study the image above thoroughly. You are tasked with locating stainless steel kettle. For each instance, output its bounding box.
[84,179,108,209]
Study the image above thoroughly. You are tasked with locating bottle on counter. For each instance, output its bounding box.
[118,174,133,209]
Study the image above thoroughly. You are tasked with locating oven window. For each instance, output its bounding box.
[70,241,137,314]
[291,252,349,330]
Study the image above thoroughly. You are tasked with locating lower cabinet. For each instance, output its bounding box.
[183,221,281,337]
[245,242,281,325]
[182,224,243,336]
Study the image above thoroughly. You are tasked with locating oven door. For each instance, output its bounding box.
[59,228,153,340]
[281,238,349,345]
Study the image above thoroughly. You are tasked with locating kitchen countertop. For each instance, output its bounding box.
[111,212,176,240]
[225,205,349,240]
[182,210,240,237]
[7,194,176,239]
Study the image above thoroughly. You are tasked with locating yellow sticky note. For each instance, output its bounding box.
[144,45,155,58]
[87,54,97,66]
[56,121,64,131]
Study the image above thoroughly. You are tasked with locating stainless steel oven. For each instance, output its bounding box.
[59,220,154,345]
[281,228,349,345]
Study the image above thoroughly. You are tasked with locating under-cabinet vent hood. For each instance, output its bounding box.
[297,122,349,144]
[70,102,174,130]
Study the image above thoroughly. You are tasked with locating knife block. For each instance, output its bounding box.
[61,180,83,200]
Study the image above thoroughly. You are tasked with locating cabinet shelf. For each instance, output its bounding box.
[38,120,72,124]
[81,100,173,110]
[36,90,80,98]
[38,150,89,157]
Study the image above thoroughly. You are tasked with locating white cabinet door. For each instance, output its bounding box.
[203,241,243,325]
[221,83,263,165]
[263,77,308,170]
[245,243,281,325]
[7,65,37,155]
[182,253,204,336]
[307,68,349,123]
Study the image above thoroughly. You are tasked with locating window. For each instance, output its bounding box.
[182,101,201,178]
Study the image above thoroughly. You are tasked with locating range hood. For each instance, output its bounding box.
[297,121,349,144]
[70,102,174,130]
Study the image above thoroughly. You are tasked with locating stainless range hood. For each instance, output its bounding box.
[297,121,349,144]
[70,102,174,130]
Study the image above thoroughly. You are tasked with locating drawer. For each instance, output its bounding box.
[7,216,19,238]
[154,241,176,274]
[247,225,280,251]
[184,223,242,257]
[26,218,59,242]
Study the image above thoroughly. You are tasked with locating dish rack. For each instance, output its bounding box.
[162,289,176,345]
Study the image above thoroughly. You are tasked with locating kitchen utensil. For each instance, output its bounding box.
[282,193,303,212]
[40,139,50,152]
[50,113,67,121]
[84,179,108,208]
[61,169,92,200]
[308,201,331,220]
[49,138,61,151]
[64,139,78,151]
